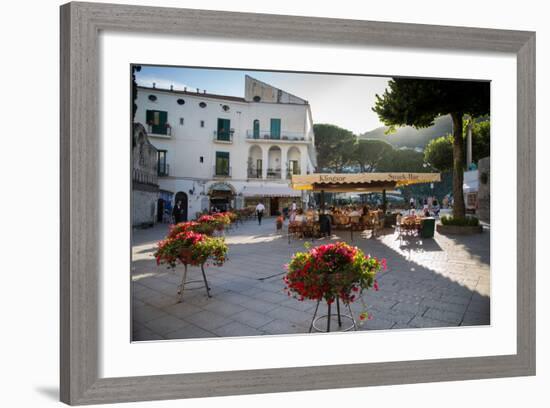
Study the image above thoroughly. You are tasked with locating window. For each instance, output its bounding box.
[200,156,204,163]
[146,110,168,135]
[289,160,299,175]
[270,118,281,139]
[199,102,207,108]
[157,150,168,176]
[200,120,205,128]
[179,117,184,125]
[148,94,157,101]
[177,98,185,105]
[256,159,263,178]
[222,105,230,111]
[215,152,230,176]
[253,119,260,139]
[217,118,231,141]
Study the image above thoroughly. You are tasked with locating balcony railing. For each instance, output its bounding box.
[157,163,170,177]
[286,167,301,178]
[266,168,281,179]
[213,166,232,178]
[147,124,172,137]
[247,166,263,179]
[133,168,158,185]
[213,129,234,143]
[246,129,306,141]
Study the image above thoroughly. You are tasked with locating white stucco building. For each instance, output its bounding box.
[134,75,317,220]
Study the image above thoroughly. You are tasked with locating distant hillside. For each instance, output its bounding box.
[360,115,452,150]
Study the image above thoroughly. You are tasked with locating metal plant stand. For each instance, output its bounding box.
[177,263,212,303]
[309,296,357,333]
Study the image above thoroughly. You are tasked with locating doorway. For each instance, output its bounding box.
[174,191,188,222]
[270,197,279,216]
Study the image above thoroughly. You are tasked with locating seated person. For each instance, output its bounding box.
[294,208,305,223]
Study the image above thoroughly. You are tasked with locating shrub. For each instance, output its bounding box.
[440,215,480,226]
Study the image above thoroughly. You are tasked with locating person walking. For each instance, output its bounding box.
[172,200,186,224]
[255,201,265,225]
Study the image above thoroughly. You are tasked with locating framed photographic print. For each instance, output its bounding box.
[60,2,535,405]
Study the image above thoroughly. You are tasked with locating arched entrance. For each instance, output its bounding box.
[174,191,188,222]
[208,182,236,212]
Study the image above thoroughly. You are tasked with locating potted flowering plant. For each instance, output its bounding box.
[284,242,386,331]
[154,230,228,302]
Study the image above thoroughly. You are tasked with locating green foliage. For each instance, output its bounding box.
[372,79,490,128]
[378,148,425,172]
[372,78,490,219]
[440,216,480,226]
[352,139,393,172]
[424,134,454,171]
[361,115,452,149]
[471,121,490,162]
[313,124,356,172]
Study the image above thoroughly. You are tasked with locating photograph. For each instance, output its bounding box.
[131,65,491,341]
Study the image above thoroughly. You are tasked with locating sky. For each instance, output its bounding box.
[135,66,391,134]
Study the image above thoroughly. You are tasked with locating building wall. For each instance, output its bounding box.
[135,86,316,181]
[135,79,316,220]
[132,123,160,227]
[132,189,157,226]
[477,156,490,223]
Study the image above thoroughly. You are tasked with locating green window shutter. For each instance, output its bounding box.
[253,120,260,138]
[215,152,230,175]
[270,119,281,139]
[147,110,168,135]
[217,118,231,141]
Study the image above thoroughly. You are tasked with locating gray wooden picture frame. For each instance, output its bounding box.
[60,2,536,405]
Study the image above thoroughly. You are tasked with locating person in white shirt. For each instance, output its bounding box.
[255,202,265,225]
[288,200,297,222]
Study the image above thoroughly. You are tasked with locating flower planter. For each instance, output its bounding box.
[436,224,483,235]
[284,242,386,332]
[155,230,228,302]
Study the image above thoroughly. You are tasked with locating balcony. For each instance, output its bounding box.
[133,168,158,185]
[266,168,281,179]
[286,167,301,178]
[213,129,234,143]
[245,130,307,143]
[147,124,172,138]
[247,166,263,179]
[213,166,232,178]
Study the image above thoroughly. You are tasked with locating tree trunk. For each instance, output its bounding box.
[451,112,466,218]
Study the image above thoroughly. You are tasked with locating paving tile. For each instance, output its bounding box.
[231,309,276,329]
[132,220,490,338]
[423,308,464,325]
[132,328,165,341]
[133,304,168,323]
[409,316,454,329]
[184,310,232,331]
[210,321,265,337]
[144,315,190,336]
[259,319,309,335]
[164,324,217,340]
[266,306,313,326]
[461,311,490,326]
[163,302,204,319]
[201,299,246,317]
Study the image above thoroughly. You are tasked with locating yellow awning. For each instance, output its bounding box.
[291,172,440,192]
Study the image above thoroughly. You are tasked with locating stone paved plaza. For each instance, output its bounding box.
[132,218,490,341]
